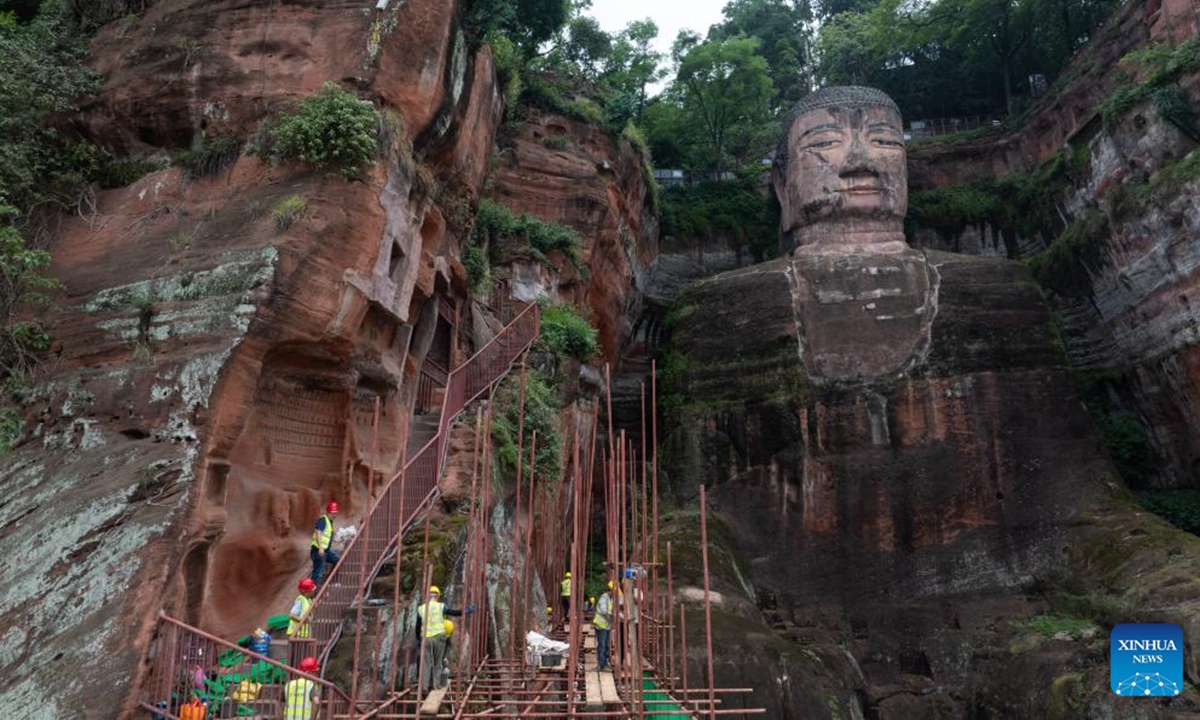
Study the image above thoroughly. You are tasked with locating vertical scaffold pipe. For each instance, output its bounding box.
[699,486,717,720]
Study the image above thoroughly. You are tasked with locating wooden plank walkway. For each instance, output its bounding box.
[581,623,621,707]
[419,686,447,715]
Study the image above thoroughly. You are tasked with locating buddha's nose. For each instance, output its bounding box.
[840,134,877,176]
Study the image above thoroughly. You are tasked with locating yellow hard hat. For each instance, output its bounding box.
[546,606,553,614]
[564,571,571,578]
[429,585,441,596]
[589,596,596,602]
[444,619,455,637]
[606,581,613,589]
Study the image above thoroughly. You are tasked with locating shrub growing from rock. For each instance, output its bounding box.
[272,195,307,230]
[538,303,597,361]
[256,82,380,178]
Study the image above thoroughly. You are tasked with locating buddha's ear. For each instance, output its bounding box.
[772,164,789,225]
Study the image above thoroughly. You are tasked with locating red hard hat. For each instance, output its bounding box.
[298,578,317,593]
[326,501,339,514]
[299,656,319,674]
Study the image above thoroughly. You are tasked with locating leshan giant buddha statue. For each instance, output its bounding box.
[665,86,1119,715]
[774,85,909,255]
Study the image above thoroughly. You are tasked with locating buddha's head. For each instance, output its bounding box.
[774,86,907,253]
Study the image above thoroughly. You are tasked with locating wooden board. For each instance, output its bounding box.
[584,636,596,649]
[598,671,621,704]
[419,686,447,715]
[585,670,603,707]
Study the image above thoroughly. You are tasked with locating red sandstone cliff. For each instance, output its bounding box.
[0,1,507,716]
[485,109,658,365]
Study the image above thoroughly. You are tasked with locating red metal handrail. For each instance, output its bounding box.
[138,613,352,720]
[305,301,540,668]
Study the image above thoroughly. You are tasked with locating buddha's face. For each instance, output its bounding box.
[778,104,907,235]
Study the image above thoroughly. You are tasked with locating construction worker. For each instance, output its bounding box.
[594,581,614,671]
[310,501,338,585]
[560,571,571,620]
[288,578,317,639]
[585,596,596,613]
[442,619,455,687]
[284,657,321,720]
[415,585,475,693]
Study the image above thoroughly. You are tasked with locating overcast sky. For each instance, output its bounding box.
[588,0,730,68]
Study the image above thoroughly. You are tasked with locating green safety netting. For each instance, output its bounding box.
[641,672,689,719]
[195,659,290,716]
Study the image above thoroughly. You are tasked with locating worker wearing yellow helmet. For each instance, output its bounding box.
[560,571,572,621]
[594,580,614,671]
[415,585,476,694]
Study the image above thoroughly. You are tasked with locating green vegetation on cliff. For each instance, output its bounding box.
[251,82,381,178]
[0,4,99,213]
[470,198,582,267]
[538,303,598,362]
[490,369,563,485]
[1102,37,1200,132]
[660,172,779,259]
[908,154,1065,244]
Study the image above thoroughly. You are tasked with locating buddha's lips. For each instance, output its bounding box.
[843,185,883,194]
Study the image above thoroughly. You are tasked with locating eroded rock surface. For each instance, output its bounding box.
[664,249,1200,716]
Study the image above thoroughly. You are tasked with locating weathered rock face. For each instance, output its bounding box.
[486,109,658,364]
[0,1,505,717]
[1040,108,1200,489]
[664,249,1200,716]
[905,0,1199,190]
[900,0,1200,489]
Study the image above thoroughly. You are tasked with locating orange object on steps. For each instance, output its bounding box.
[179,699,207,720]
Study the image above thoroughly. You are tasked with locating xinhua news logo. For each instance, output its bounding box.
[1111,623,1183,696]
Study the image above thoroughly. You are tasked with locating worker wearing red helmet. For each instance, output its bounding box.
[284,657,321,719]
[310,501,339,585]
[288,578,317,639]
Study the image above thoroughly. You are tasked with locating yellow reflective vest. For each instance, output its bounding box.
[594,593,612,630]
[284,677,316,720]
[560,578,571,597]
[288,594,312,639]
[311,514,333,552]
[417,600,446,638]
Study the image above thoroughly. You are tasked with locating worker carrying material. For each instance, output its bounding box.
[560,571,571,619]
[415,585,475,694]
[310,501,339,585]
[284,657,321,720]
[594,581,614,671]
[288,578,317,639]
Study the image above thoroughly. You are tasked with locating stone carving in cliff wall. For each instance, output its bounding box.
[664,83,1200,716]
[775,86,909,256]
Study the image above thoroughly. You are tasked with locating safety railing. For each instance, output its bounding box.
[306,300,540,667]
[415,358,448,413]
[139,613,352,720]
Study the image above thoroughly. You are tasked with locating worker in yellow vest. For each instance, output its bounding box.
[559,571,571,622]
[284,657,321,720]
[310,501,338,585]
[594,581,614,671]
[288,578,317,639]
[415,585,475,693]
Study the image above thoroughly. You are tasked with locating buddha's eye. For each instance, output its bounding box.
[805,140,839,150]
[873,139,903,147]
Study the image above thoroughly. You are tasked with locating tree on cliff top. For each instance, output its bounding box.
[0,5,99,215]
[676,36,774,176]
[464,0,570,56]
[813,0,1121,120]
[707,0,813,111]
